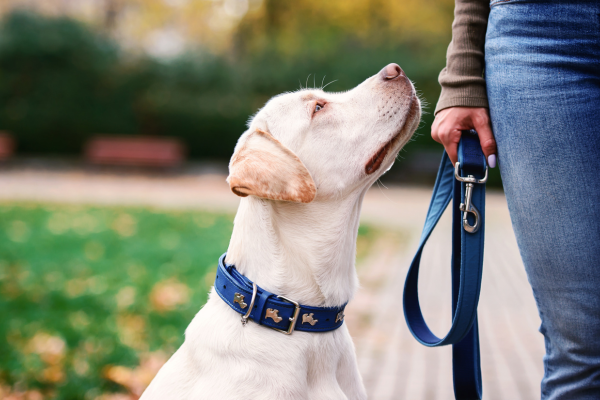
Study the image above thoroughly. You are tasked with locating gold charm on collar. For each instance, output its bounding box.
[302,313,318,326]
[233,293,247,309]
[265,308,283,323]
[335,310,345,323]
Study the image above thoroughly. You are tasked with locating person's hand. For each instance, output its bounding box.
[431,107,497,168]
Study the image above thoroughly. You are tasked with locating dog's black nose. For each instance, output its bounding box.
[381,63,403,80]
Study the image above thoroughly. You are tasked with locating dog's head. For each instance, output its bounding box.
[227,63,421,203]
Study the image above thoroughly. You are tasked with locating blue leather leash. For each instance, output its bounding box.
[403,130,488,399]
[214,253,347,334]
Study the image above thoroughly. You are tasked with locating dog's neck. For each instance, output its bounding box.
[225,192,365,308]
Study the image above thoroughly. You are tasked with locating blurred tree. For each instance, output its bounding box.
[0,11,136,153]
[237,0,454,56]
[0,11,255,158]
[233,0,455,155]
[0,3,501,185]
[138,53,251,158]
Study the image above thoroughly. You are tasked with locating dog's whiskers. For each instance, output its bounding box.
[395,151,406,162]
[376,179,400,205]
[322,79,338,90]
[377,179,390,190]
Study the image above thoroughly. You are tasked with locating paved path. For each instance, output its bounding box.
[349,187,544,399]
[0,166,544,399]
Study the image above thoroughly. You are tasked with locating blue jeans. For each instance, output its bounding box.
[485,0,600,398]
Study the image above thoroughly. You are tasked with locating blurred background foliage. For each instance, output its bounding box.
[0,0,503,184]
[0,0,499,185]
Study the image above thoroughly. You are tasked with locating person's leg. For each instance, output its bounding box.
[485,1,600,398]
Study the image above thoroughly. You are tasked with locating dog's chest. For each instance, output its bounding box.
[180,294,355,392]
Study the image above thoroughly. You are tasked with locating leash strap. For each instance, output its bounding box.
[403,130,486,399]
[215,254,347,334]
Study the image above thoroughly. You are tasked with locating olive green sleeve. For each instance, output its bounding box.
[434,0,490,115]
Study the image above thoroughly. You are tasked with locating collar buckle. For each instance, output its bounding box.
[240,283,258,326]
[269,295,301,335]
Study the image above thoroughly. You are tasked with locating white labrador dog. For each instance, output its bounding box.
[141,63,420,400]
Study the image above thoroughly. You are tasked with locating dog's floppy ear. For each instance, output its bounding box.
[227,129,316,203]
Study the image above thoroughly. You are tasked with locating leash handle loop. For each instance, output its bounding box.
[403,130,486,399]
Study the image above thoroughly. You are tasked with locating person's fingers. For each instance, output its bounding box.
[439,127,461,165]
[445,140,459,166]
[472,111,497,168]
[432,107,494,166]
[431,115,441,144]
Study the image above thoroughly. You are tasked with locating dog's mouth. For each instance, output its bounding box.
[365,133,399,175]
[365,98,418,175]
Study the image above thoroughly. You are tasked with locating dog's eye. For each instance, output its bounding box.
[315,104,323,113]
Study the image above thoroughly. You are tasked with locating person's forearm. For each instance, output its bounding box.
[435,0,490,115]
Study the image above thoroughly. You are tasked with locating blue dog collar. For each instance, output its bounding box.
[214,253,347,334]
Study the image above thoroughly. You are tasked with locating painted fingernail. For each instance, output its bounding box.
[488,154,497,168]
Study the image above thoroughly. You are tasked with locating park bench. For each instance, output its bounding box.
[0,131,15,160]
[84,135,185,167]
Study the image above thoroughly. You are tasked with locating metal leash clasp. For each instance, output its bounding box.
[455,162,488,233]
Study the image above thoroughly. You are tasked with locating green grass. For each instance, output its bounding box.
[0,203,233,399]
[0,203,380,399]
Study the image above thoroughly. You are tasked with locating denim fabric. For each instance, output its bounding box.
[485,1,600,398]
